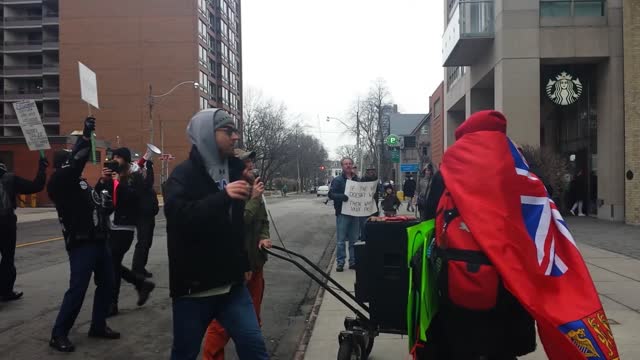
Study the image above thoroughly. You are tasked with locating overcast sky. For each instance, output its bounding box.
[242,0,445,159]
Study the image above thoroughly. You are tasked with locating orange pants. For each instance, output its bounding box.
[202,269,265,360]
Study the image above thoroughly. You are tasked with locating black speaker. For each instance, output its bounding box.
[357,219,420,334]
[354,241,369,302]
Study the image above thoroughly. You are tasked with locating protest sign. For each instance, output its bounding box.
[341,180,378,217]
[79,62,99,109]
[13,100,50,152]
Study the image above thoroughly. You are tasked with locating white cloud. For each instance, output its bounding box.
[242,0,444,158]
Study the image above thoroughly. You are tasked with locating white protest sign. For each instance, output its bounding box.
[79,62,99,109]
[12,100,50,151]
[341,180,378,217]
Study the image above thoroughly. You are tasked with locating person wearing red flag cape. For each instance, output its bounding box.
[420,110,619,360]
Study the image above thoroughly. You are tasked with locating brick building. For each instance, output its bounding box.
[428,82,444,168]
[0,0,243,202]
[624,0,640,225]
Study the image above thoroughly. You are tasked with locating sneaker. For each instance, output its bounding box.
[137,281,155,306]
[578,213,586,217]
[0,291,23,302]
[336,266,344,272]
[50,335,75,352]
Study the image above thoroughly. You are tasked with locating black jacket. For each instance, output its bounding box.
[402,179,417,198]
[0,162,46,216]
[95,169,144,227]
[164,146,249,298]
[138,161,159,217]
[328,173,359,216]
[47,137,111,250]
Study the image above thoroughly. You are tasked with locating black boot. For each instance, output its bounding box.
[50,335,75,352]
[137,281,155,306]
[0,291,23,302]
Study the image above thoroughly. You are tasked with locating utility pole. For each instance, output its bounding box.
[149,84,154,144]
[356,99,361,169]
[377,105,382,181]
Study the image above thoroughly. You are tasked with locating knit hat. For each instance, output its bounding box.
[454,110,507,140]
[112,147,132,163]
[212,109,235,130]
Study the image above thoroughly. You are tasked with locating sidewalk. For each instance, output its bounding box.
[304,216,640,359]
[15,207,58,223]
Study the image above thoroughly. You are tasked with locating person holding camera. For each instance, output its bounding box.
[202,148,273,360]
[96,147,155,317]
[47,117,120,352]
[164,109,268,360]
[0,151,47,302]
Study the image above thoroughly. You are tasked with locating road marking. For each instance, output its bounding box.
[16,237,63,248]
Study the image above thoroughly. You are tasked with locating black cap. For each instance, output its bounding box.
[112,147,132,163]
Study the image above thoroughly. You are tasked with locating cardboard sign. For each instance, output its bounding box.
[341,180,378,217]
[13,100,50,151]
[79,62,99,109]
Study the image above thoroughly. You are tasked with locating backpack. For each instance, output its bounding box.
[433,189,501,311]
[0,172,15,215]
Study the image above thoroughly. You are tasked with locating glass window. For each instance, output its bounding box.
[199,71,209,93]
[540,1,571,16]
[199,45,207,63]
[421,125,429,135]
[200,97,209,110]
[433,98,441,118]
[540,0,605,17]
[198,0,207,13]
[574,1,605,16]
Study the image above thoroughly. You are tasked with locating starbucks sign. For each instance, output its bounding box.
[545,71,583,106]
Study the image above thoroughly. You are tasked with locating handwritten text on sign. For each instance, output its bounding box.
[13,100,50,151]
[341,180,378,217]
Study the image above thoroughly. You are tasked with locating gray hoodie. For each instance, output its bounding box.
[186,108,235,191]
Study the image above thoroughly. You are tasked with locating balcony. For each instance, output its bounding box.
[3,65,43,77]
[2,40,43,52]
[43,63,59,74]
[43,13,59,25]
[0,0,43,4]
[442,1,494,67]
[3,16,42,27]
[3,87,58,101]
[3,112,59,125]
[43,40,59,50]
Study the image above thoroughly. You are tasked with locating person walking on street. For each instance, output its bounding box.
[403,175,417,212]
[47,117,120,352]
[132,158,159,278]
[96,147,155,316]
[0,155,47,302]
[381,183,401,217]
[281,183,287,197]
[328,157,359,272]
[203,148,273,360]
[164,109,268,360]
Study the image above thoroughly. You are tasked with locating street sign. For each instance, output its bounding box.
[385,134,401,147]
[400,163,420,173]
[391,148,400,163]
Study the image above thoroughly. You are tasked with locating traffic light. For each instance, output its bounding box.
[319,165,326,171]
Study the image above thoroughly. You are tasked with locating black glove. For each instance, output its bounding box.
[83,117,96,138]
[343,195,349,202]
[39,157,49,169]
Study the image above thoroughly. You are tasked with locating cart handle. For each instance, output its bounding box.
[264,246,371,322]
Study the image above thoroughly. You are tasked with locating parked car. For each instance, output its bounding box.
[317,185,330,197]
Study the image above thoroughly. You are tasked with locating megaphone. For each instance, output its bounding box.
[137,143,162,167]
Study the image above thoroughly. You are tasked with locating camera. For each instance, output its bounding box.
[104,160,120,173]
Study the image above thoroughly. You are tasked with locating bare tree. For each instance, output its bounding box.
[335,144,358,160]
[243,90,295,182]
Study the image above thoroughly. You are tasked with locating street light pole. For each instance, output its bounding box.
[149,80,199,186]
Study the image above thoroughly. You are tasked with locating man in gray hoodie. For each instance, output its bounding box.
[164,109,268,360]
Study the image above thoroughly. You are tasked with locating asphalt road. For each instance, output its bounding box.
[1,194,337,359]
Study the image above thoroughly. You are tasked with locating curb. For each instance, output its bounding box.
[292,246,337,360]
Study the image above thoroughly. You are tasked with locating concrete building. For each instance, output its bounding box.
[389,113,427,185]
[410,113,432,172]
[0,0,242,191]
[442,0,627,222]
[623,0,640,225]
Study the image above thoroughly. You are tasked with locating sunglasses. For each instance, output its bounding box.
[216,126,239,136]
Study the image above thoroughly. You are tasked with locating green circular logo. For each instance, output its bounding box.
[386,134,400,147]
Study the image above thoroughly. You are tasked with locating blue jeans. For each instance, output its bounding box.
[336,214,360,267]
[52,241,114,337]
[171,284,269,360]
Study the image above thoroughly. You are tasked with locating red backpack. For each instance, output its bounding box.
[433,189,501,311]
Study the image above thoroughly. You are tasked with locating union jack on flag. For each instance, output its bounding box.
[508,139,576,277]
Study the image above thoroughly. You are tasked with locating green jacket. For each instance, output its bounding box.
[244,197,270,270]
